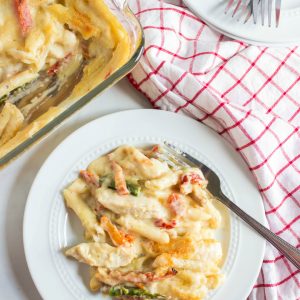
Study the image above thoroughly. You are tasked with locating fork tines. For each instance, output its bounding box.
[225,0,281,27]
[225,0,252,21]
[275,0,281,27]
[155,143,191,170]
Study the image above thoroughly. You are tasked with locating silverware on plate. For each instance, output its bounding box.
[160,142,300,270]
[225,0,282,27]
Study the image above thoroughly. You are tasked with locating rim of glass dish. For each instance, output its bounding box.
[0,8,144,168]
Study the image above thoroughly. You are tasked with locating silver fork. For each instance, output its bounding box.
[253,0,278,27]
[160,142,300,270]
[226,0,282,27]
[225,0,251,20]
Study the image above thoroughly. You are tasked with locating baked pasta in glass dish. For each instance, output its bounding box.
[0,0,143,167]
[64,145,224,300]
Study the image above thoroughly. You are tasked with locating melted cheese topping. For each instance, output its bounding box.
[0,0,78,83]
[64,145,224,300]
[0,0,131,159]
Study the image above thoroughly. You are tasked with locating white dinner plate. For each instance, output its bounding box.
[23,109,266,300]
[184,0,300,46]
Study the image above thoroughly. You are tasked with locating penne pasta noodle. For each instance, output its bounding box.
[63,189,104,241]
[117,215,170,244]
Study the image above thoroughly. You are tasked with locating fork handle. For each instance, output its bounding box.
[219,192,300,270]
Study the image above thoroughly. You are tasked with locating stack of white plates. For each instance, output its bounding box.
[184,0,300,46]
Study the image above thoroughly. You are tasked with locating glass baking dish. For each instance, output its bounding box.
[0,0,144,168]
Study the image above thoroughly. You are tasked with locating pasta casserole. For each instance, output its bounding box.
[0,0,131,159]
[64,145,224,300]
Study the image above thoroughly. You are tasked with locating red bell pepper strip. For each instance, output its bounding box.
[14,0,33,36]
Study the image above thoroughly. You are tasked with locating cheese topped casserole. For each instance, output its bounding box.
[0,0,131,159]
[1,0,78,84]
[64,145,224,300]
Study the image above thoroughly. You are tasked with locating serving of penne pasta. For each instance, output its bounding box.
[64,145,224,300]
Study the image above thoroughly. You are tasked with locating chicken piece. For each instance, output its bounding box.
[66,241,141,268]
[108,145,169,179]
[87,155,112,177]
[94,188,169,220]
[144,171,180,190]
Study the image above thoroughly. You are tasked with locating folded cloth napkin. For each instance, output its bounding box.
[128,0,300,299]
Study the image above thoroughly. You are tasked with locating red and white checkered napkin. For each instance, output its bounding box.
[128,0,300,299]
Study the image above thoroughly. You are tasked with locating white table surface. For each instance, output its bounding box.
[0,78,151,300]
